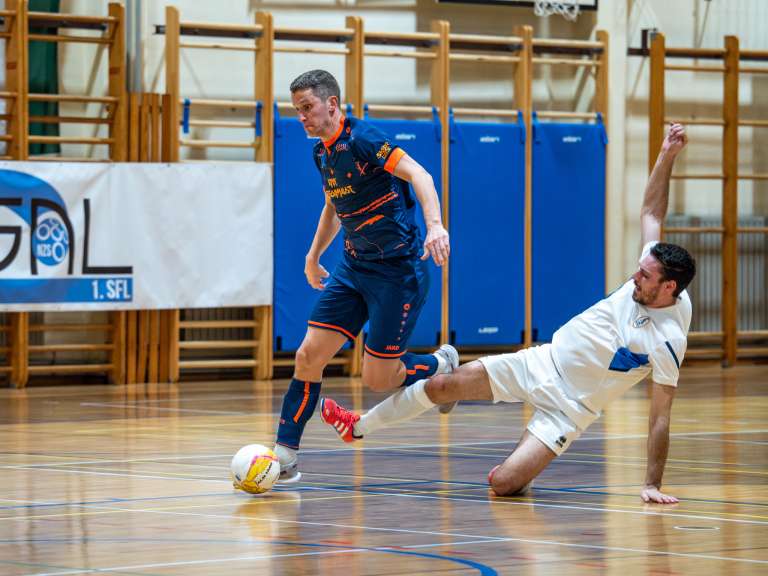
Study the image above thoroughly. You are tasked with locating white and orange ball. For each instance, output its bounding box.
[230,444,280,495]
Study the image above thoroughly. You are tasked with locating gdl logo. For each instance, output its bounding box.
[0,169,133,304]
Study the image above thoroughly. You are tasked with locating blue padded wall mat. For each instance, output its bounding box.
[532,117,607,342]
[273,117,345,352]
[365,116,443,348]
[449,117,526,346]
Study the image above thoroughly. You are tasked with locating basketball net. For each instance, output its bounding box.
[533,0,581,22]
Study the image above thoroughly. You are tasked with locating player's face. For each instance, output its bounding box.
[632,254,675,307]
[291,88,337,139]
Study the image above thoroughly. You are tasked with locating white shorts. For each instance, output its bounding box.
[479,344,599,456]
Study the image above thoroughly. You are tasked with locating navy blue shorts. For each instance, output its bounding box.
[308,254,430,358]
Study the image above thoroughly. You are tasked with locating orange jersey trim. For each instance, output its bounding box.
[308,320,355,341]
[292,381,310,423]
[354,214,385,232]
[383,147,405,174]
[339,191,398,219]
[322,115,346,150]
[365,344,407,358]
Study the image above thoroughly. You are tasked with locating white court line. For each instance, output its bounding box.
[79,402,269,416]
[17,506,767,576]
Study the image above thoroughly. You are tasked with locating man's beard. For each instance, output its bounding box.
[632,284,659,306]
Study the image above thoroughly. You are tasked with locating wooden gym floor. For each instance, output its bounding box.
[0,364,766,575]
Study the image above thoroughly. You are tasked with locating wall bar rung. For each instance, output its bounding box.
[28,12,116,26]
[364,30,440,48]
[365,49,436,60]
[274,27,354,43]
[669,173,725,180]
[28,136,113,145]
[180,139,258,149]
[663,226,725,234]
[740,66,768,74]
[452,107,519,117]
[186,120,256,128]
[738,174,768,180]
[180,42,257,52]
[739,119,768,127]
[450,53,519,64]
[532,57,600,67]
[29,115,111,124]
[29,344,114,353]
[364,104,437,115]
[181,98,259,109]
[27,364,114,374]
[180,320,257,329]
[665,64,725,72]
[666,117,724,126]
[535,111,598,120]
[29,94,117,103]
[737,227,768,233]
[28,34,111,44]
[276,46,348,55]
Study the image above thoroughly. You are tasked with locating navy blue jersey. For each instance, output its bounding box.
[313,116,422,261]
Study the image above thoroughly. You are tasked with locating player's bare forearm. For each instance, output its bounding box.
[641,123,687,245]
[645,415,670,488]
[307,202,340,261]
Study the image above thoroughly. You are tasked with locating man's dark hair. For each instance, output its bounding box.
[651,242,696,297]
[289,70,341,102]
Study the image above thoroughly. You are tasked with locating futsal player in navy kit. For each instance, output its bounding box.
[274,70,458,482]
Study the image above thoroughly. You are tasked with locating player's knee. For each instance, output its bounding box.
[365,372,395,393]
[294,344,324,373]
[425,373,455,403]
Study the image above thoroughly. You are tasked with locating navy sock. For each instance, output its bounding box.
[276,378,321,450]
[400,352,438,387]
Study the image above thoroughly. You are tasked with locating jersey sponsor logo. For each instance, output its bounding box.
[479,136,500,143]
[555,435,567,448]
[633,315,651,328]
[325,184,355,199]
[385,344,400,351]
[335,142,349,152]
[355,161,368,176]
[375,141,393,160]
[562,136,582,143]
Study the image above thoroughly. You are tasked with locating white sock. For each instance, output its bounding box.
[434,352,447,374]
[274,444,297,465]
[354,379,436,437]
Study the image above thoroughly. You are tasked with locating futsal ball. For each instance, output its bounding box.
[230,444,280,495]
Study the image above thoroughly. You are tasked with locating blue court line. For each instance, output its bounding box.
[0,537,498,575]
[0,491,235,511]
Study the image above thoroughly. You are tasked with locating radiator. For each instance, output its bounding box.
[665,215,767,332]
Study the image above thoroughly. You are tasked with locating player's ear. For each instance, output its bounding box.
[327,95,339,114]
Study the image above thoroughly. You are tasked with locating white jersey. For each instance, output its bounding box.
[551,242,691,417]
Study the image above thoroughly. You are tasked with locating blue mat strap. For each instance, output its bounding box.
[273,103,282,138]
[254,101,263,138]
[182,98,191,134]
[346,102,354,118]
[431,106,441,142]
[532,110,541,144]
[517,110,526,143]
[596,112,609,145]
[448,108,457,143]
[363,103,370,119]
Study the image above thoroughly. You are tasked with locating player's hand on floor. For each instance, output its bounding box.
[421,224,450,266]
[305,258,329,290]
[641,485,679,504]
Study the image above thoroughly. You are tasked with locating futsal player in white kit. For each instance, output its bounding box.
[320,123,696,504]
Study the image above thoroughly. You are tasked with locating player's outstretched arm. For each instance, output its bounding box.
[642,382,679,504]
[305,196,341,290]
[641,123,688,246]
[391,152,450,266]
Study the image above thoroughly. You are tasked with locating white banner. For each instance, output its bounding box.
[0,162,273,311]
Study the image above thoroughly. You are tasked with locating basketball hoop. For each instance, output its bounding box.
[533,0,581,22]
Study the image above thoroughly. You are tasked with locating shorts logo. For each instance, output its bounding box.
[555,435,567,448]
[385,345,400,351]
[633,316,651,328]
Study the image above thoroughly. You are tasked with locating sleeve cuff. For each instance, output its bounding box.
[383,147,405,174]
